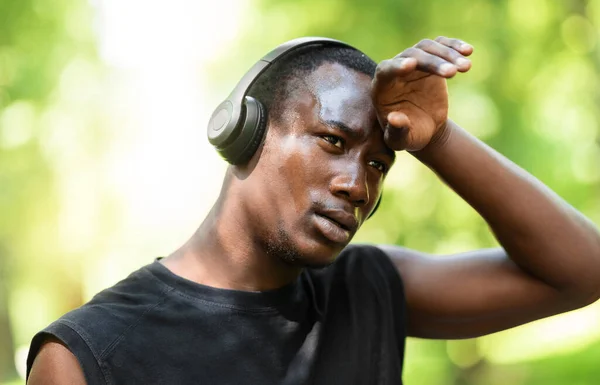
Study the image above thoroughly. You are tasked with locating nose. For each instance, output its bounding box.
[330,163,370,207]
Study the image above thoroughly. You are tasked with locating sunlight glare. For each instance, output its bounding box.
[81,0,248,295]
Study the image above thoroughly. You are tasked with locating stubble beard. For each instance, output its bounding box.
[263,221,335,270]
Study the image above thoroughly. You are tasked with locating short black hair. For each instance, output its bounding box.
[247,44,377,124]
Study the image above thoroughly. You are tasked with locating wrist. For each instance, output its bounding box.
[410,119,457,162]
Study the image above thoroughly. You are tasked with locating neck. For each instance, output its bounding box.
[161,195,302,292]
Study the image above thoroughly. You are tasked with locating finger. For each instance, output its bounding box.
[397,47,458,78]
[388,111,411,128]
[373,57,418,83]
[414,39,471,73]
[383,112,411,151]
[434,36,474,57]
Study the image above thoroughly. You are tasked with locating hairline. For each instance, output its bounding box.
[247,45,377,124]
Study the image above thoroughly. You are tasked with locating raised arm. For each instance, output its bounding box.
[372,37,600,339]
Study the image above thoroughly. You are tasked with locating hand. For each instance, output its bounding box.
[371,36,473,152]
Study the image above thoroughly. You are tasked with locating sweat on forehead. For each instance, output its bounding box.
[306,62,376,125]
[246,45,377,124]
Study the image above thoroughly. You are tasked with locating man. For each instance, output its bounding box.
[27,36,600,384]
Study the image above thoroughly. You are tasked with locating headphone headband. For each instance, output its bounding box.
[207,37,356,150]
[228,37,354,105]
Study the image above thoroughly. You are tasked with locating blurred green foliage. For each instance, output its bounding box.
[0,0,97,382]
[1,0,600,384]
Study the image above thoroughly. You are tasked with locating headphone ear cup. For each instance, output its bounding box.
[218,96,267,165]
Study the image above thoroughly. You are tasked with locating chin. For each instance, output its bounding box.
[291,237,348,268]
[266,219,350,268]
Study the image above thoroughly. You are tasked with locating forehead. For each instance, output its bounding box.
[304,62,378,130]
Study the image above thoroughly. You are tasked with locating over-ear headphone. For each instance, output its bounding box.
[207,37,382,218]
[207,37,355,164]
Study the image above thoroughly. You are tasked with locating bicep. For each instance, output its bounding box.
[379,245,576,339]
[28,337,87,385]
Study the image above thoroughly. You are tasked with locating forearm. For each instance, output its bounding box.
[413,119,600,302]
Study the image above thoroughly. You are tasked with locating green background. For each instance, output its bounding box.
[1,0,600,384]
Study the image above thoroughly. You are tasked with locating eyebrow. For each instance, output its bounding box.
[323,119,396,162]
[324,119,357,137]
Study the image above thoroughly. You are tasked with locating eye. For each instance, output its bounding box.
[369,160,388,173]
[321,135,344,149]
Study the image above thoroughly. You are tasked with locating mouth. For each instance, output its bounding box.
[312,213,352,244]
[317,213,351,231]
[315,210,358,233]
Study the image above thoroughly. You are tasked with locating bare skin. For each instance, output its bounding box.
[28,37,600,384]
[28,337,86,384]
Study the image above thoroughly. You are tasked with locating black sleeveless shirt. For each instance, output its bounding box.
[27,244,407,384]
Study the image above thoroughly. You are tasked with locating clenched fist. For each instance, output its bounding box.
[371,36,473,152]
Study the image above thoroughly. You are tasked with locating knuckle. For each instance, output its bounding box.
[450,38,466,48]
[375,59,392,75]
[402,47,420,57]
[415,38,434,48]
[377,59,392,69]
[446,47,461,58]
[435,36,446,42]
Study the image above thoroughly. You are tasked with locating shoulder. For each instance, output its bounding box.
[26,262,173,383]
[61,262,174,349]
[307,243,406,296]
[334,243,402,279]
[305,244,408,332]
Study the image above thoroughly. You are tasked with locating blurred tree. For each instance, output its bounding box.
[0,245,17,381]
[0,0,97,381]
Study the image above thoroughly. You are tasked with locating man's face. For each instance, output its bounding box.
[243,62,395,267]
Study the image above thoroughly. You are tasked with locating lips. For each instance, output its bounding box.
[315,209,358,233]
